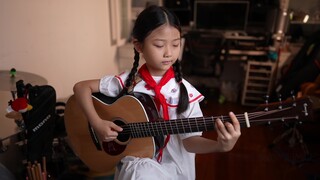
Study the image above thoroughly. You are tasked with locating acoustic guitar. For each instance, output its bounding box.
[64,92,313,173]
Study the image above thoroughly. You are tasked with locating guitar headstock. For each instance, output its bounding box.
[254,96,314,123]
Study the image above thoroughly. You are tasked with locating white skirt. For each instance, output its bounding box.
[114,156,175,180]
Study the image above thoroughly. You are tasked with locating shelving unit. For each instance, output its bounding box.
[241,61,276,106]
[219,35,269,103]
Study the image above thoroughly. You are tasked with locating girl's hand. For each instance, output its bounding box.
[91,119,123,142]
[215,112,241,152]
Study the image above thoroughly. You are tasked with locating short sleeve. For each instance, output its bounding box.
[99,71,129,97]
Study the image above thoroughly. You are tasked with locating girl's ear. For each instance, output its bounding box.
[132,38,142,53]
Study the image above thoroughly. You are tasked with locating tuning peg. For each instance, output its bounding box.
[278,94,282,101]
[303,103,309,116]
[290,91,297,107]
[264,95,269,111]
[278,94,282,109]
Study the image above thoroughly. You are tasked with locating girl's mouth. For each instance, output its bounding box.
[162,61,172,65]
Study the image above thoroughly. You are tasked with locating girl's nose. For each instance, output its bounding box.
[163,46,172,58]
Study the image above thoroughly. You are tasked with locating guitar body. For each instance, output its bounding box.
[64,93,159,173]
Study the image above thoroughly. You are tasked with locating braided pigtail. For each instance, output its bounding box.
[117,48,140,97]
[173,60,189,114]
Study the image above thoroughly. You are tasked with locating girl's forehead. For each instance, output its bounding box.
[147,24,180,40]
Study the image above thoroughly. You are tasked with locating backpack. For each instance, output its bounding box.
[16,80,57,162]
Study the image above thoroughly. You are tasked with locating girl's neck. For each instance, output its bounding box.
[145,65,168,77]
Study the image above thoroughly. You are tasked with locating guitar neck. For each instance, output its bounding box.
[122,113,260,138]
[126,116,218,138]
[122,99,312,138]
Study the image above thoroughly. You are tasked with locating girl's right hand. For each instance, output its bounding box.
[92,119,123,142]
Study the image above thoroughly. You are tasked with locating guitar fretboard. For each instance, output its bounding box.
[121,102,311,138]
[125,116,231,138]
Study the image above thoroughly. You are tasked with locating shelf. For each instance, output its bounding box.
[246,90,269,94]
[290,21,320,25]
[247,85,269,89]
[241,61,275,106]
[247,76,271,81]
[224,35,265,41]
[222,49,267,56]
[249,69,273,73]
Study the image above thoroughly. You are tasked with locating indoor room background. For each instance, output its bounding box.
[1,0,320,179]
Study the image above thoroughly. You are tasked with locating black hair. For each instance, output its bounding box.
[120,5,188,114]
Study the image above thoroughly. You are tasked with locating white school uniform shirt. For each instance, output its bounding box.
[99,71,205,180]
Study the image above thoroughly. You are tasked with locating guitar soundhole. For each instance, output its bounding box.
[113,119,129,143]
[102,119,128,156]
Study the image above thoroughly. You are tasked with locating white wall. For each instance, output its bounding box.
[0,0,119,101]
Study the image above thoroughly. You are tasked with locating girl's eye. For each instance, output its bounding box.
[173,44,180,47]
[154,44,164,48]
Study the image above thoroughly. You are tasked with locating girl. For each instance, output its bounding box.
[73,5,240,180]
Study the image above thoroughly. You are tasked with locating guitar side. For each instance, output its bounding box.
[64,94,156,173]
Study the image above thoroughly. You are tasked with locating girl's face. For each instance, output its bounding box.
[137,24,181,76]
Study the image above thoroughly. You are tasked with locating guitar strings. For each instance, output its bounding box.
[118,106,300,137]
[124,117,299,138]
[123,106,291,131]
[121,108,292,135]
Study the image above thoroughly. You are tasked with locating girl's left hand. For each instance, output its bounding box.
[215,112,241,152]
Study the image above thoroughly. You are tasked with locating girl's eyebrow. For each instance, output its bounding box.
[153,38,181,42]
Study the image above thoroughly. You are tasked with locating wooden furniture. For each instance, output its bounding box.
[241,61,276,106]
[220,35,273,105]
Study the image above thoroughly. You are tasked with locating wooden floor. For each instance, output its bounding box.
[195,94,320,180]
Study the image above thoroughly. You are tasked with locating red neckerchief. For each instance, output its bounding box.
[138,63,174,162]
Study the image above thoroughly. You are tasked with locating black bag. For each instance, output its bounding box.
[16,80,57,162]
